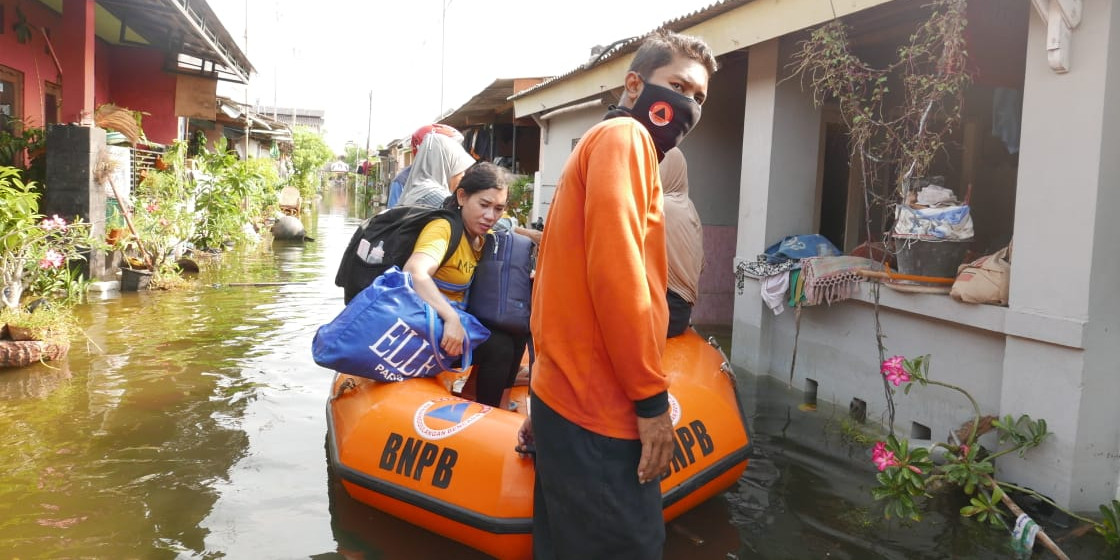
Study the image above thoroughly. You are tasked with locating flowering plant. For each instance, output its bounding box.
[0,166,96,313]
[127,146,195,279]
[871,354,1120,555]
[127,196,194,274]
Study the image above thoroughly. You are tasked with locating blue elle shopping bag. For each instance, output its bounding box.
[312,267,490,382]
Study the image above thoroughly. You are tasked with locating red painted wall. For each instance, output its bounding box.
[93,41,111,110]
[0,0,63,128]
[1,0,181,143]
[103,45,178,144]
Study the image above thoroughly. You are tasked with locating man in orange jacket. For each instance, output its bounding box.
[518,30,718,559]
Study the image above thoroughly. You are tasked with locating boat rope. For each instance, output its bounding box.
[331,377,358,402]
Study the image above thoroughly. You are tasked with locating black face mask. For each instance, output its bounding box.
[619,78,702,160]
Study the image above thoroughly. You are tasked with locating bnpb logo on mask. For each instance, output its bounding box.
[648,101,674,127]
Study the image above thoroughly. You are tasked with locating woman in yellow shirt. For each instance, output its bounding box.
[403,162,517,406]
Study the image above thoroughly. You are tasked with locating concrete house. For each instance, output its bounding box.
[438,77,546,176]
[512,0,1119,512]
[0,0,251,144]
[0,0,251,279]
[191,96,294,160]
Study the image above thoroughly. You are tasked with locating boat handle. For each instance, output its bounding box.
[707,336,737,382]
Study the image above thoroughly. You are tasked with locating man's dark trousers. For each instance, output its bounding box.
[530,395,664,559]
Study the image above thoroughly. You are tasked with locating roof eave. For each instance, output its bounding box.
[164,0,253,83]
[512,0,899,118]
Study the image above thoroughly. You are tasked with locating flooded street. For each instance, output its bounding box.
[0,188,1107,559]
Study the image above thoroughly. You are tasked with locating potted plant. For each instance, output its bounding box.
[0,166,95,353]
[193,136,275,250]
[125,144,197,289]
[0,302,78,343]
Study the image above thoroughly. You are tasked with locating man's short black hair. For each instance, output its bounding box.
[629,30,719,79]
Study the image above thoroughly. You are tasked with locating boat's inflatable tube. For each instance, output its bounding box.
[326,328,750,560]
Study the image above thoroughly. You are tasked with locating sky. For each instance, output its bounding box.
[206,0,718,154]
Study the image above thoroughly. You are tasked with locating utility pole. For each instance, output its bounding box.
[273,0,279,120]
[243,0,250,157]
[440,0,452,115]
[366,89,372,158]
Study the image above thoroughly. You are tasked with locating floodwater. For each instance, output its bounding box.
[0,186,1109,559]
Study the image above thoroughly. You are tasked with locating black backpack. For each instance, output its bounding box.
[335,206,463,304]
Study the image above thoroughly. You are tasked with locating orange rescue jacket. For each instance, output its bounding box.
[529,117,669,440]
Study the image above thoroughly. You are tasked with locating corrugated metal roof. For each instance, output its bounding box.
[95,0,253,83]
[438,77,547,129]
[509,0,752,101]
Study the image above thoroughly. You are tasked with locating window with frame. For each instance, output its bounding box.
[44,81,61,126]
[0,65,24,135]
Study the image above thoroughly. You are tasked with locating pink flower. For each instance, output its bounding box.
[146,203,159,213]
[40,215,68,232]
[881,355,910,386]
[38,249,64,269]
[159,218,169,228]
[958,444,970,459]
[871,441,899,471]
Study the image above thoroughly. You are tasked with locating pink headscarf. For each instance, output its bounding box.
[410,124,463,156]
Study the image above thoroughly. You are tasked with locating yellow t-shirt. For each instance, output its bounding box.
[412,218,479,302]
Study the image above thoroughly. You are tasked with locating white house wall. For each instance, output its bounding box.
[734,3,1120,511]
[680,52,747,325]
[733,36,823,371]
[533,105,607,221]
[997,0,1120,509]
[761,287,1007,439]
[514,0,1120,509]
[1089,2,1120,504]
[682,52,746,229]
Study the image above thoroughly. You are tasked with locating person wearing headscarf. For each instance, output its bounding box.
[387,124,464,208]
[397,132,476,209]
[661,147,703,337]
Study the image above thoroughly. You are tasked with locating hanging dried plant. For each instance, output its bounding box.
[790,0,970,215]
[94,104,146,146]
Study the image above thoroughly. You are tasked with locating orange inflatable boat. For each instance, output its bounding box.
[326,328,751,560]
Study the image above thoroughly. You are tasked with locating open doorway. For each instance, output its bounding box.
[812,0,1027,257]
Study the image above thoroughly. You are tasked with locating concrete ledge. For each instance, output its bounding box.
[847,284,1087,349]
[87,281,120,299]
[736,272,1087,349]
[849,282,1007,334]
[88,280,119,293]
[1003,308,1087,349]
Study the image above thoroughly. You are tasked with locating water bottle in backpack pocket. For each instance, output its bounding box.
[335,206,463,304]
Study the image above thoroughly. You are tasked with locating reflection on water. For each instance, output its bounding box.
[0,361,73,400]
[0,185,1108,559]
[727,369,1111,559]
[0,188,355,559]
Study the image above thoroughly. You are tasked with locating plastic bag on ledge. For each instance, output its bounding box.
[894,204,974,241]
